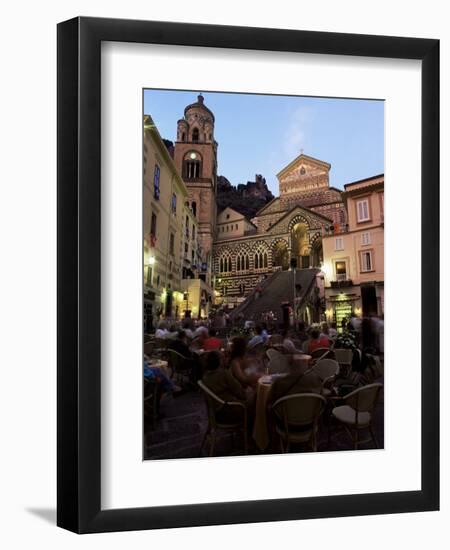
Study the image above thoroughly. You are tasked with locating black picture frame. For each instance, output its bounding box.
[57,16,439,533]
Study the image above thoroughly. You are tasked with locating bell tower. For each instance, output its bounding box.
[174,94,218,278]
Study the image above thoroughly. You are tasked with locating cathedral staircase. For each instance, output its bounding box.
[230,268,320,323]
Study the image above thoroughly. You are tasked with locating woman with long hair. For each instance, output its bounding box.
[228,337,260,389]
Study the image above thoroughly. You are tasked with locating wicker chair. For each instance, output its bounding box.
[266,348,290,374]
[198,381,248,457]
[167,349,194,386]
[313,359,340,397]
[310,347,335,361]
[144,378,161,430]
[331,383,383,449]
[271,393,326,452]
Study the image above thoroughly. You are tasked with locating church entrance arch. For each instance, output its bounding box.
[310,235,323,268]
[290,222,310,269]
[272,240,289,270]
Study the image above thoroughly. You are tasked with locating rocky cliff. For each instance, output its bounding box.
[216,174,274,219]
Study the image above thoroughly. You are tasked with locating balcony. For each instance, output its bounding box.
[330,279,353,289]
[324,223,349,235]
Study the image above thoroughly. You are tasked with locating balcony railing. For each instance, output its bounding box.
[330,279,353,288]
[324,223,349,235]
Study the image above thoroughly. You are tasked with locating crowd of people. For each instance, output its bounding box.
[144,314,384,447]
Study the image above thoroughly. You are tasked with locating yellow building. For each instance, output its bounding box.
[143,116,212,329]
[322,174,384,328]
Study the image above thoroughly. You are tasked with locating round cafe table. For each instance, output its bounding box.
[252,354,312,451]
[253,376,273,451]
[292,354,312,369]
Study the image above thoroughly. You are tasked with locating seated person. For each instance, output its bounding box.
[193,324,209,339]
[191,325,209,350]
[144,356,181,394]
[167,330,201,381]
[296,321,309,345]
[167,329,192,357]
[166,324,179,340]
[307,328,331,354]
[154,321,168,339]
[229,337,260,388]
[247,325,265,349]
[203,328,223,351]
[260,323,270,343]
[202,351,247,424]
[181,319,195,340]
[281,329,303,354]
[328,322,338,338]
[268,359,322,407]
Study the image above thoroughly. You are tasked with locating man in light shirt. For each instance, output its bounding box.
[155,321,169,339]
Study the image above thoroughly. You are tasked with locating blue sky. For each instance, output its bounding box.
[143,89,384,194]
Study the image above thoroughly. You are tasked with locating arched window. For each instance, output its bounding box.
[228,258,232,272]
[183,152,202,179]
[254,254,259,269]
[191,201,197,217]
[192,128,199,142]
[264,253,268,268]
[182,132,186,141]
[237,257,241,271]
[219,258,223,273]
[246,255,250,270]
[259,253,263,267]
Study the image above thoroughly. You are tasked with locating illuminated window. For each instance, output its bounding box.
[335,261,347,281]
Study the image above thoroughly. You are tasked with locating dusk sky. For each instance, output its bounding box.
[143,89,384,194]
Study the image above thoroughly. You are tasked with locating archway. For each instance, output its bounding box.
[291,222,310,268]
[310,236,323,268]
[272,241,289,270]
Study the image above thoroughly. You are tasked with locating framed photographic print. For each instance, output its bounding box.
[57,17,439,533]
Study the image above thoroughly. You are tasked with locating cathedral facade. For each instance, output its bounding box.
[213,153,347,310]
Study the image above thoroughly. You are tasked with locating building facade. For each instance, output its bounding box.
[212,153,347,309]
[143,115,213,329]
[322,174,384,328]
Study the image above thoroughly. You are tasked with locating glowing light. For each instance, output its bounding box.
[146,255,156,266]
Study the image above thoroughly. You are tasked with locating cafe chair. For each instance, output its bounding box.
[266,348,290,374]
[269,334,283,345]
[310,347,335,361]
[198,381,248,457]
[154,337,168,359]
[167,349,193,385]
[144,340,155,357]
[331,383,383,450]
[271,393,326,453]
[333,348,353,367]
[313,359,340,397]
[144,378,161,430]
